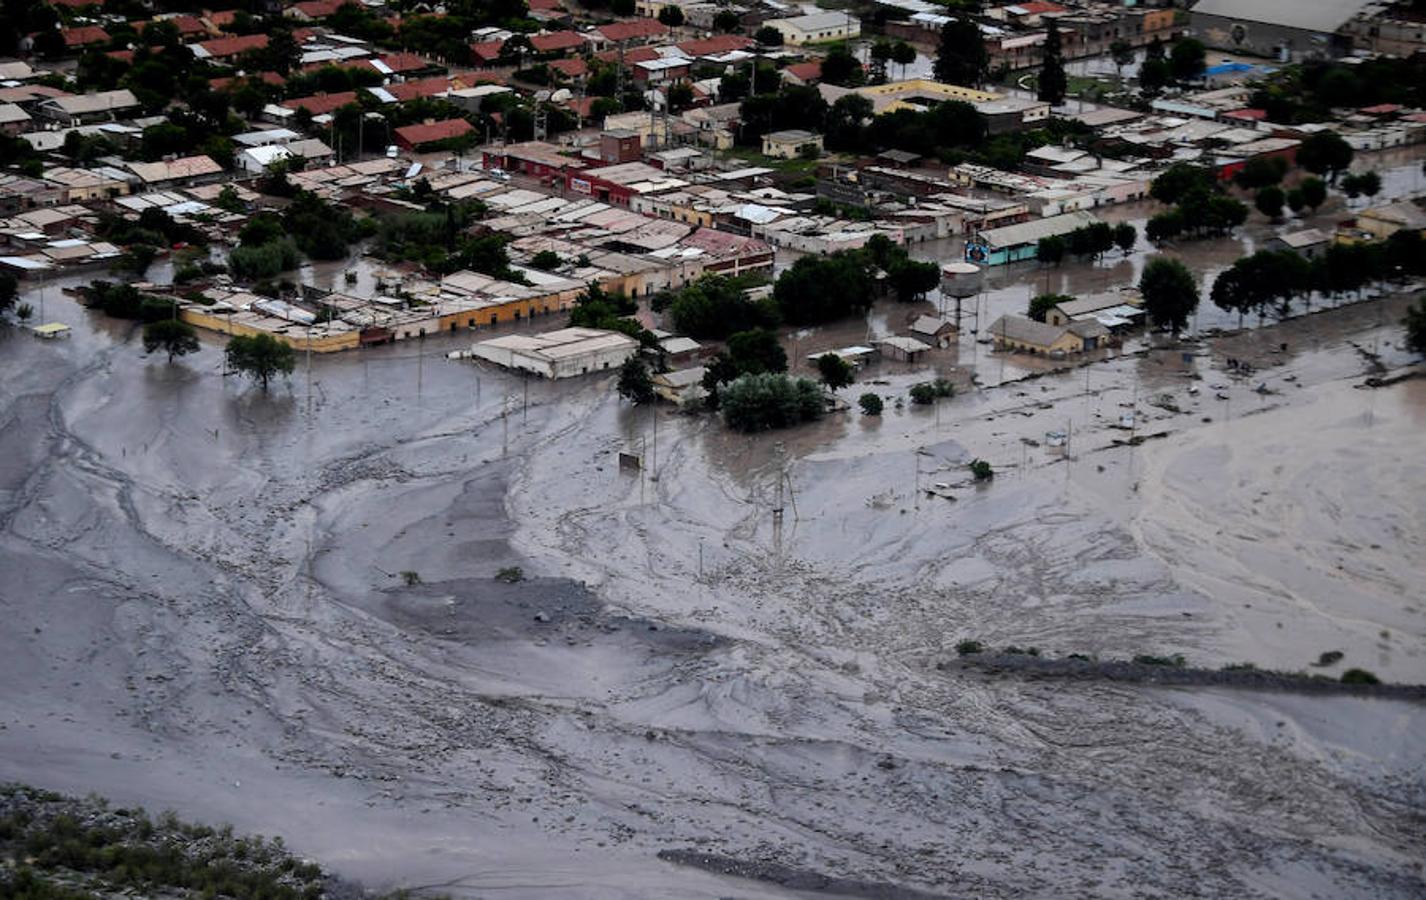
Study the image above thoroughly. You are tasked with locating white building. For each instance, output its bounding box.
[764,12,861,46]
[469,327,639,378]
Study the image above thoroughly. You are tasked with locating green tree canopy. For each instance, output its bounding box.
[143,318,200,363]
[1139,257,1199,335]
[225,333,296,391]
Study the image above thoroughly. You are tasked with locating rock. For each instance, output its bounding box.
[533,612,549,623]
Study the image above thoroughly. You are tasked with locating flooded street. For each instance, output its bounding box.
[2,219,1425,896]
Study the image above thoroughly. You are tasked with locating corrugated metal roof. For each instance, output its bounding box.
[1189,0,1373,33]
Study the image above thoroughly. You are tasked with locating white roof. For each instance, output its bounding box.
[241,144,293,166]
[233,127,300,147]
[1190,0,1374,33]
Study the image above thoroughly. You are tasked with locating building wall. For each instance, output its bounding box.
[774,20,860,46]
[992,331,1081,355]
[1191,13,1342,60]
[180,309,361,352]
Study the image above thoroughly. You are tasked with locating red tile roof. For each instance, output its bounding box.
[210,70,286,91]
[593,19,665,43]
[1221,108,1265,121]
[378,52,430,72]
[135,15,206,36]
[1359,102,1402,115]
[548,57,588,78]
[384,75,455,101]
[195,33,268,58]
[782,60,821,83]
[292,0,343,17]
[471,39,506,62]
[107,49,136,63]
[62,25,110,47]
[282,90,359,115]
[1014,1,1066,14]
[527,0,562,9]
[676,34,753,56]
[395,117,474,147]
[529,30,586,53]
[207,10,238,29]
[595,45,659,64]
[565,96,597,118]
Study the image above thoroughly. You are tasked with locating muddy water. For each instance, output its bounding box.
[1,257,1424,896]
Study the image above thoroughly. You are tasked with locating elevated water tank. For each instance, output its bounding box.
[940,261,982,299]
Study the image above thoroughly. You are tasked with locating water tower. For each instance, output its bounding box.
[940,262,982,336]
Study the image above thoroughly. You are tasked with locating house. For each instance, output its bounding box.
[394,118,474,152]
[41,166,129,202]
[282,91,359,117]
[587,19,667,50]
[762,129,822,160]
[1044,294,1145,331]
[599,129,642,164]
[657,334,702,365]
[237,143,294,174]
[191,33,269,61]
[61,26,110,49]
[1270,227,1331,259]
[286,0,343,21]
[988,315,1106,356]
[652,366,706,404]
[286,138,334,166]
[529,30,587,55]
[633,57,691,85]
[908,315,956,348]
[763,12,860,46]
[966,210,1099,266]
[0,103,32,135]
[1350,201,1426,241]
[469,327,640,378]
[781,61,822,87]
[126,155,225,189]
[878,335,932,363]
[35,89,141,126]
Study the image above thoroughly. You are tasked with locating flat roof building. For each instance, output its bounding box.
[469,327,640,378]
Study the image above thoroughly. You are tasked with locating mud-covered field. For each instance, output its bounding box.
[1,278,1423,898]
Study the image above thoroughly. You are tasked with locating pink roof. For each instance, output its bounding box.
[293,0,343,17]
[1359,103,1401,115]
[385,76,455,101]
[595,45,658,64]
[527,0,562,8]
[529,30,586,53]
[378,52,430,72]
[1221,108,1266,121]
[470,39,506,62]
[1013,1,1066,14]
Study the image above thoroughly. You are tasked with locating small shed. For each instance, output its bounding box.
[908,315,956,348]
[652,366,706,404]
[878,335,933,363]
[762,129,822,160]
[1269,227,1330,259]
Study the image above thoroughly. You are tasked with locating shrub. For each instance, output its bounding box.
[969,459,993,481]
[1133,653,1186,667]
[400,570,422,586]
[495,566,524,583]
[909,383,936,405]
[1340,668,1380,685]
[955,640,983,656]
[229,238,300,281]
[858,392,883,415]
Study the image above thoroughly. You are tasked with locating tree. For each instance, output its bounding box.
[1169,39,1206,82]
[530,249,561,270]
[1286,189,1306,215]
[617,357,655,404]
[891,42,916,80]
[886,257,940,301]
[1037,19,1067,106]
[667,82,694,112]
[713,9,739,33]
[822,44,864,87]
[720,373,823,432]
[143,319,200,363]
[1113,222,1137,255]
[1028,293,1070,322]
[1233,156,1288,190]
[1297,131,1354,182]
[727,328,787,375]
[1255,186,1285,220]
[225,334,296,392]
[15,302,32,322]
[1299,176,1328,211]
[668,274,780,339]
[1139,257,1198,336]
[1109,40,1134,82]
[1037,235,1066,265]
[754,25,783,46]
[824,93,873,152]
[1146,209,1184,243]
[1150,163,1216,205]
[774,252,874,324]
[1405,296,1426,356]
[1139,58,1171,95]
[1342,171,1382,201]
[870,41,893,84]
[816,353,854,391]
[859,392,883,415]
[934,18,987,87]
[656,5,684,31]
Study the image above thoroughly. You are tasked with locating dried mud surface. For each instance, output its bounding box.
[1,284,1423,898]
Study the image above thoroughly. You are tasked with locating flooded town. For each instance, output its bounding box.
[0,0,1424,897]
